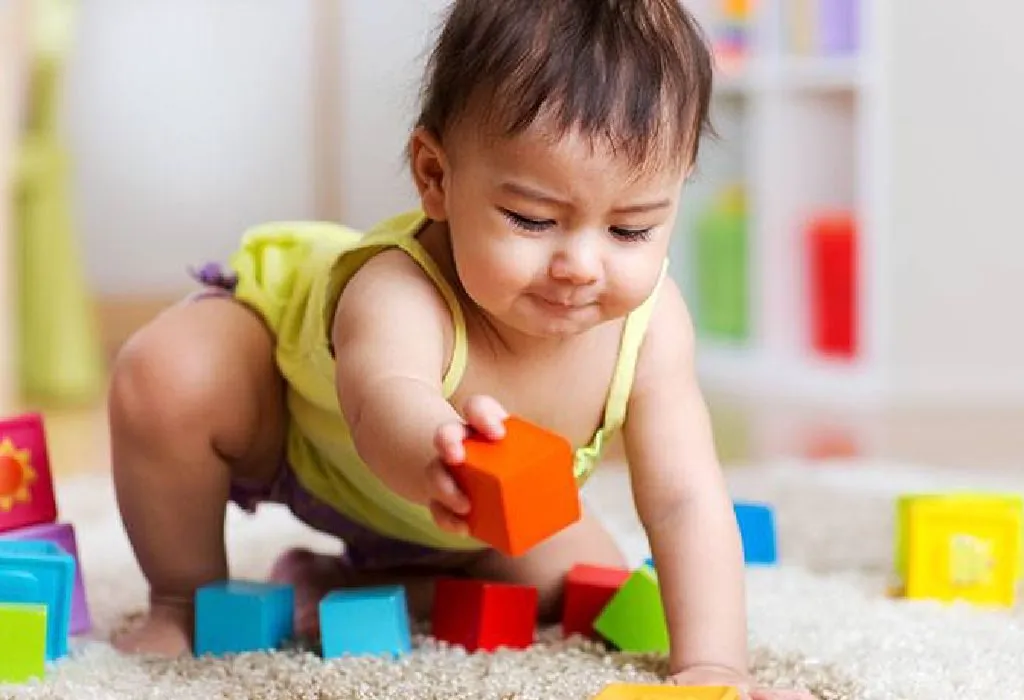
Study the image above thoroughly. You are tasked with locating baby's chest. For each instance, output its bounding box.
[450,339,621,450]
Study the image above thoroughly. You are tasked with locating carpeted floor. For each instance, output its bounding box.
[3,459,1023,700]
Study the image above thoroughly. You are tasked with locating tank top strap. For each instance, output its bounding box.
[601,261,668,433]
[387,234,469,398]
[332,211,469,398]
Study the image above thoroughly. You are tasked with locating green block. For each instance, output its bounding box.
[0,603,47,684]
[592,565,668,653]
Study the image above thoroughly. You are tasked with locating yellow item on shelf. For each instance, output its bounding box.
[894,494,1022,607]
[721,0,752,21]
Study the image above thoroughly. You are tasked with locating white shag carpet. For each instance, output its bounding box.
[2,458,1023,700]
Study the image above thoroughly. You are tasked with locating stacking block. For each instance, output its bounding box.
[593,565,667,653]
[562,563,630,639]
[0,603,47,684]
[453,416,580,556]
[194,581,294,656]
[432,577,537,652]
[894,494,1022,607]
[1,522,91,634]
[0,413,58,534]
[319,586,411,658]
[592,684,739,699]
[733,501,777,565]
[0,540,74,660]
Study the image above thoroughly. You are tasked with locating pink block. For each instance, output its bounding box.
[1,521,92,634]
[0,413,58,534]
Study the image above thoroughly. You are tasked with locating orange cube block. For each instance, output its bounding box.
[452,416,580,556]
[592,684,739,700]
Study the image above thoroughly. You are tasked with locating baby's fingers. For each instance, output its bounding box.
[461,395,509,440]
[749,689,817,700]
[429,501,469,536]
[434,421,468,466]
[426,458,470,515]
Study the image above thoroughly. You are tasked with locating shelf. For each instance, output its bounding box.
[715,55,863,95]
[695,339,881,406]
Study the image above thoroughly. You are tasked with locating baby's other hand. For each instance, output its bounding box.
[428,395,509,535]
[669,665,815,700]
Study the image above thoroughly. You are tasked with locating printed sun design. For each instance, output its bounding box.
[0,437,36,512]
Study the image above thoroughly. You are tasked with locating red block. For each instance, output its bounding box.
[0,413,58,534]
[561,563,631,639]
[431,578,538,652]
[807,212,858,358]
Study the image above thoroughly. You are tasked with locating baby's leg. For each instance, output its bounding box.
[467,510,626,621]
[109,297,287,656]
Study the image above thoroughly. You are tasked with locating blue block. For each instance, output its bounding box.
[0,540,74,661]
[734,501,777,565]
[319,586,411,659]
[194,581,294,657]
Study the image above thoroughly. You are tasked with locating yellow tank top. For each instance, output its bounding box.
[228,210,664,551]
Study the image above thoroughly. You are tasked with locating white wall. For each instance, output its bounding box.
[886,0,1024,404]
[337,0,450,230]
[64,0,454,295]
[65,1,317,295]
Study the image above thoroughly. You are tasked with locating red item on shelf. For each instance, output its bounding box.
[807,213,858,358]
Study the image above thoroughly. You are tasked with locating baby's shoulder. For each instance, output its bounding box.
[334,247,453,334]
[631,275,696,381]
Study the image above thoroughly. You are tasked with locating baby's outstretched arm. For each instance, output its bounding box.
[330,252,501,528]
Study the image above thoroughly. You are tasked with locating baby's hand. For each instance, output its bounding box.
[427,395,509,535]
[670,665,815,700]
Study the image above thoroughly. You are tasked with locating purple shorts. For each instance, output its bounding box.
[190,262,481,573]
[229,462,479,572]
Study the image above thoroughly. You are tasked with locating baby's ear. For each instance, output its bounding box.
[409,127,449,221]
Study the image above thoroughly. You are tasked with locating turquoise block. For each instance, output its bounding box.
[320,586,411,659]
[0,540,74,661]
[734,501,777,565]
[194,581,294,657]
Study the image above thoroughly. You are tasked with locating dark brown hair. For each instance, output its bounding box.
[415,0,715,172]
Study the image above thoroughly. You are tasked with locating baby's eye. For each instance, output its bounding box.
[500,208,554,232]
[610,226,654,242]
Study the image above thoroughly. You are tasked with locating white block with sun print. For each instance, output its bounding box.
[0,413,58,533]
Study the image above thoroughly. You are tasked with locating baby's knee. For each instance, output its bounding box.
[109,325,225,443]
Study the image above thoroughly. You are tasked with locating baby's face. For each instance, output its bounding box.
[439,120,688,340]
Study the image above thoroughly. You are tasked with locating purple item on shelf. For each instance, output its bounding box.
[0,522,92,634]
[818,0,858,54]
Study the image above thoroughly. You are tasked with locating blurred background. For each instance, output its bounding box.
[1,0,1022,476]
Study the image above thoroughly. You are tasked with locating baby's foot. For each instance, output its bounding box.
[112,599,193,657]
[269,548,352,639]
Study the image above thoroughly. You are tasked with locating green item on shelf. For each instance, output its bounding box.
[0,603,47,684]
[14,0,105,405]
[694,185,748,341]
[592,564,668,654]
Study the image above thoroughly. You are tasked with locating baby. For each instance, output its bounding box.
[108,1,810,697]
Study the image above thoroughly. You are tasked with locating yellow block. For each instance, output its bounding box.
[895,494,1022,607]
[593,685,739,700]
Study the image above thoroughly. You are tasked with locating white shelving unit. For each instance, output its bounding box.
[677,0,1024,420]
[674,0,884,408]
